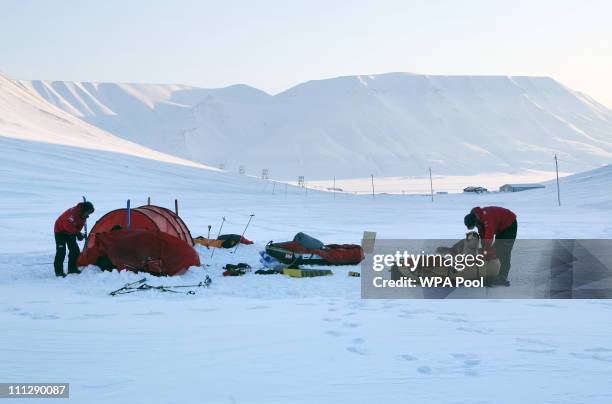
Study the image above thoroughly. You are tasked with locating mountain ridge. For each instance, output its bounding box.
[8,71,612,179]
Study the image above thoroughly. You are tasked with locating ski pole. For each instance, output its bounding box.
[210,217,226,259]
[206,225,212,249]
[82,196,88,248]
[232,214,254,255]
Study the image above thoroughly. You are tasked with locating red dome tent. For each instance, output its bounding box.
[85,205,194,247]
[78,205,200,276]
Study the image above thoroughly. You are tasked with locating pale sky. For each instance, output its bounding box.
[1,0,611,108]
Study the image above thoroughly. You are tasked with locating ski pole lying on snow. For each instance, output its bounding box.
[109,276,212,296]
[232,214,254,255]
[109,278,147,296]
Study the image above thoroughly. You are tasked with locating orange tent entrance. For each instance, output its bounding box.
[77,205,200,276]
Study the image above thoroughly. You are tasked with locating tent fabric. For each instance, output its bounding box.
[78,229,200,276]
[78,204,199,276]
[86,205,194,247]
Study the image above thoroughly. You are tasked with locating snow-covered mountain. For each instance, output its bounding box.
[12,72,612,179]
[0,72,217,170]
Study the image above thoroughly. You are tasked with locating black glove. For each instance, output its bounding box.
[76,232,85,241]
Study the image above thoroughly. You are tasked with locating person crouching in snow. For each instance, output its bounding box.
[53,201,94,277]
[464,206,517,286]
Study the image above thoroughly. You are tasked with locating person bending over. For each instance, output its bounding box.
[464,206,517,286]
[53,201,94,277]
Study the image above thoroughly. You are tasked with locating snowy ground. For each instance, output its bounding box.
[2,136,612,403]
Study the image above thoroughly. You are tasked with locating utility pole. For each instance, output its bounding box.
[370,174,375,199]
[429,168,434,202]
[333,176,336,199]
[554,154,561,206]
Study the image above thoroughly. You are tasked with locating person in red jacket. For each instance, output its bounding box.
[53,202,94,277]
[464,206,517,286]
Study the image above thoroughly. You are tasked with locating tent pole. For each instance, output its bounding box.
[175,199,179,216]
[127,199,131,230]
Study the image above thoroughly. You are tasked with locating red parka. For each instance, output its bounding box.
[54,205,86,235]
[471,206,516,248]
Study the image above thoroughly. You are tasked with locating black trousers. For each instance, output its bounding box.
[54,232,80,276]
[493,220,518,281]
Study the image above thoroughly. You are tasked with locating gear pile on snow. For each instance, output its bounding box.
[265,232,365,267]
[222,263,251,276]
[194,234,253,249]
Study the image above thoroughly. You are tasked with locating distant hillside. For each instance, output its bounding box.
[16,72,612,179]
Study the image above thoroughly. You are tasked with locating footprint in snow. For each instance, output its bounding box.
[322,317,341,323]
[417,366,433,374]
[326,330,343,337]
[247,305,270,310]
[585,347,612,352]
[570,348,612,362]
[188,307,218,312]
[342,322,360,329]
[438,316,469,323]
[441,312,468,317]
[80,313,117,319]
[450,353,482,376]
[517,348,557,354]
[133,311,162,316]
[515,337,557,347]
[456,326,493,335]
[451,353,481,367]
[398,354,417,362]
[352,337,365,344]
[346,346,368,356]
[401,308,432,315]
[515,337,557,354]
[18,312,60,320]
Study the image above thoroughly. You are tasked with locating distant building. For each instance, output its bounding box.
[463,186,488,194]
[499,183,545,192]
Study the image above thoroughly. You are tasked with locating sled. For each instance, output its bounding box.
[265,233,364,267]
